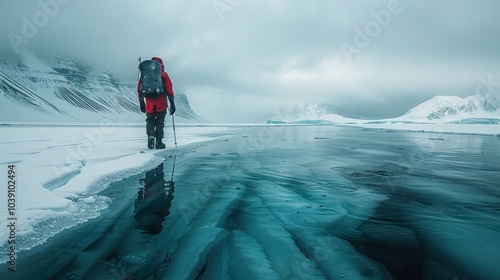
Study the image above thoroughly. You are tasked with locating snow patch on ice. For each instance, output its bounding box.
[83,196,96,204]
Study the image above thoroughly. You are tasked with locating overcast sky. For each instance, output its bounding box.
[2,0,500,122]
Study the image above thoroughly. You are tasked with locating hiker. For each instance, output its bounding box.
[137,56,176,149]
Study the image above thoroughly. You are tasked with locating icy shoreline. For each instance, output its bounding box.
[0,125,235,261]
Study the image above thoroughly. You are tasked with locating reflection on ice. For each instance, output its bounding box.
[134,161,175,235]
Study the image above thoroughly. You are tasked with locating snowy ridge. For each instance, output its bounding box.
[0,52,205,123]
[398,95,500,123]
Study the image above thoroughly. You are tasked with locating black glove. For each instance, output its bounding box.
[139,99,146,113]
[168,96,176,115]
[169,103,176,115]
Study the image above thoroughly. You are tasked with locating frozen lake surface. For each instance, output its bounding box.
[1,125,499,279]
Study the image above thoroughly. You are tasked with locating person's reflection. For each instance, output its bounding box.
[134,160,175,235]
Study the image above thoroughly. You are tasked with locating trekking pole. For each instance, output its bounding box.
[172,115,178,148]
[167,155,176,195]
[170,155,176,182]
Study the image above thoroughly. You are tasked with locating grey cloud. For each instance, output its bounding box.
[1,0,500,122]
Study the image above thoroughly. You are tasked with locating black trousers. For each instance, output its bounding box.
[146,110,167,141]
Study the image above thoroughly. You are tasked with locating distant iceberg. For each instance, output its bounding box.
[267,119,333,125]
[446,118,500,125]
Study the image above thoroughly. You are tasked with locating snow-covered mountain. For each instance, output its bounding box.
[0,52,205,123]
[270,104,361,124]
[269,95,500,125]
[396,95,500,123]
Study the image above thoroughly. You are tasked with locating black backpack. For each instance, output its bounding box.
[138,60,165,98]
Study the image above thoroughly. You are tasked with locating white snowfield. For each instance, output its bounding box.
[0,123,233,259]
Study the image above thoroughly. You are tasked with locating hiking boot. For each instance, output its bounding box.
[156,141,166,149]
[148,136,155,150]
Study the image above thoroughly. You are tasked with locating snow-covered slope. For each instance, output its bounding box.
[0,52,205,123]
[396,95,500,124]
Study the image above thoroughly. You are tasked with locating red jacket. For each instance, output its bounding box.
[137,57,174,113]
